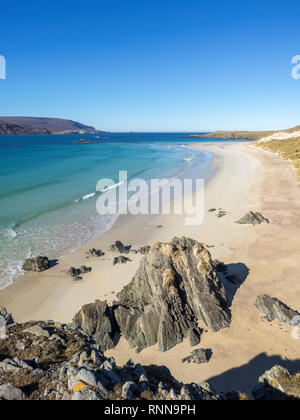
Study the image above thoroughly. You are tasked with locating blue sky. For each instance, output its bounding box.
[0,0,299,131]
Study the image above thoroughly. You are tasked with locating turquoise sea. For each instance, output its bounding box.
[0,133,244,288]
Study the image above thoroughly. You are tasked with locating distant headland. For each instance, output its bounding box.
[0,117,105,135]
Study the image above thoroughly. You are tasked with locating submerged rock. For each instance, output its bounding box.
[22,256,50,272]
[114,237,230,352]
[236,211,269,226]
[73,301,115,351]
[255,295,300,325]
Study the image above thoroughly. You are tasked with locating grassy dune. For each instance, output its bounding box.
[256,137,300,182]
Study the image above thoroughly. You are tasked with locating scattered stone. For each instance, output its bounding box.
[109,241,128,254]
[236,211,269,226]
[208,208,216,213]
[182,348,211,364]
[255,295,300,325]
[67,267,80,277]
[80,265,91,274]
[87,248,105,257]
[113,256,131,265]
[217,210,227,218]
[22,256,50,272]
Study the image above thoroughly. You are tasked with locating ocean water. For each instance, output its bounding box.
[0,132,244,288]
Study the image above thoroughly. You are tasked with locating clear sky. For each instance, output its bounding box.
[0,0,300,132]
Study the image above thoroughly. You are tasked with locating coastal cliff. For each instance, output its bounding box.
[0,117,104,135]
[190,125,300,141]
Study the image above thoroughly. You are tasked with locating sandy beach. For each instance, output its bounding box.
[1,141,300,394]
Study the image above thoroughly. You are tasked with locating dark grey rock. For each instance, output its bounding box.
[22,256,50,272]
[188,328,201,346]
[80,265,91,273]
[109,241,128,254]
[113,256,131,265]
[255,295,300,325]
[73,301,115,351]
[114,237,230,352]
[67,267,79,277]
[87,248,104,257]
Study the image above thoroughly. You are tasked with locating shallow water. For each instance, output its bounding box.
[0,132,244,288]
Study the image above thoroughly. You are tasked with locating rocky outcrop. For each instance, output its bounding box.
[255,295,300,325]
[0,312,299,400]
[73,301,115,351]
[114,237,230,352]
[253,365,300,400]
[22,256,50,272]
[236,211,269,226]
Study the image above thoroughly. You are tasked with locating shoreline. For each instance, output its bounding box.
[1,141,300,393]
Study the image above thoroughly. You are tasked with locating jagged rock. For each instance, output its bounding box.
[236,211,269,226]
[22,256,50,272]
[73,301,115,351]
[182,348,211,364]
[87,248,104,257]
[188,328,201,346]
[113,256,130,265]
[114,237,230,352]
[255,295,300,325]
[77,368,98,388]
[253,365,300,400]
[0,384,25,400]
[109,241,128,254]
[23,325,50,338]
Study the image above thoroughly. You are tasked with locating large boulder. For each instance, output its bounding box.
[114,237,230,352]
[255,295,300,325]
[73,301,115,351]
[22,256,50,272]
